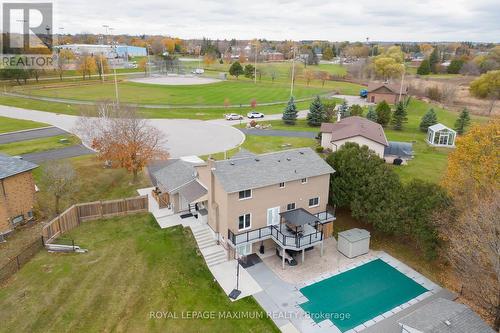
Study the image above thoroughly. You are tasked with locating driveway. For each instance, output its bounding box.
[0,126,68,144]
[0,105,244,158]
[21,145,95,163]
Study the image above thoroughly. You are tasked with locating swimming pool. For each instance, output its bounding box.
[299,259,428,332]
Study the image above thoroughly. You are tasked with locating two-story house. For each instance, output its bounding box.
[0,154,38,241]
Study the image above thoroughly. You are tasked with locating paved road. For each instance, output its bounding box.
[21,144,95,163]
[239,128,317,138]
[0,105,244,158]
[0,126,68,144]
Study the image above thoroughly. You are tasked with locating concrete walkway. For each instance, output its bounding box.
[0,126,68,144]
[0,105,244,158]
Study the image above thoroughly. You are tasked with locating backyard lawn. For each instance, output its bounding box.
[0,116,48,134]
[0,214,278,333]
[0,135,80,156]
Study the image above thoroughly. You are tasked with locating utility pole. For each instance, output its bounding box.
[254,40,258,84]
[290,44,296,97]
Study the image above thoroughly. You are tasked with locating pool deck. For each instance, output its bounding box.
[247,249,449,333]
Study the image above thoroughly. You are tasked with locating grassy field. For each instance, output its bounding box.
[0,214,278,333]
[0,116,48,134]
[0,135,79,156]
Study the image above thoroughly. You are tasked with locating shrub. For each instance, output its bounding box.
[315,146,324,153]
[425,86,442,101]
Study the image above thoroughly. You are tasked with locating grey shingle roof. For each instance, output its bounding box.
[213,148,334,193]
[152,159,198,193]
[178,180,207,203]
[320,116,389,147]
[399,298,495,333]
[0,154,38,179]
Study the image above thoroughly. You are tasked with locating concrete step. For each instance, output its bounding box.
[204,250,225,259]
[206,257,227,267]
[195,234,213,243]
[206,254,227,266]
[193,228,211,236]
[198,241,216,249]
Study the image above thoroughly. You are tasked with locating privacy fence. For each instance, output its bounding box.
[0,195,148,283]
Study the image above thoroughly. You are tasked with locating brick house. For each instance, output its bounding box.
[367,82,408,104]
[0,154,38,240]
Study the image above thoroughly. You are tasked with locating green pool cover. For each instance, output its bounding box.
[299,259,428,332]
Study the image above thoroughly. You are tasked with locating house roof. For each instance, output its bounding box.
[280,208,320,226]
[177,180,207,203]
[320,116,389,147]
[428,123,456,133]
[212,148,335,193]
[0,154,38,180]
[367,82,407,95]
[152,158,204,194]
[231,149,256,160]
[384,141,414,157]
[399,298,495,333]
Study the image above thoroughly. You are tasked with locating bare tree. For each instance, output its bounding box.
[75,102,168,182]
[40,161,77,215]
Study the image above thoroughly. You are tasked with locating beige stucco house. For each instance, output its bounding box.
[151,148,336,267]
[320,116,389,158]
[0,154,38,241]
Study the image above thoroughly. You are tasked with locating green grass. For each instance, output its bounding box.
[0,214,278,332]
[0,116,48,134]
[0,135,80,156]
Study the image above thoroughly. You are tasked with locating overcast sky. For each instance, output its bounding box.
[53,0,499,42]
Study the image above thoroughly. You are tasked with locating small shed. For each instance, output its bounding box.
[426,123,456,147]
[337,228,370,258]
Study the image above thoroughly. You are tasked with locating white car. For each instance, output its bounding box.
[225,113,243,120]
[247,111,264,119]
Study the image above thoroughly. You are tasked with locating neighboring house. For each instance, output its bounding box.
[320,116,389,158]
[152,148,336,268]
[384,141,414,165]
[367,82,407,104]
[426,123,456,147]
[399,298,495,333]
[0,154,38,240]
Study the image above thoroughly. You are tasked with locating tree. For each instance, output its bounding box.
[417,59,431,75]
[375,101,391,126]
[229,61,244,79]
[338,99,349,119]
[441,120,500,330]
[306,96,325,126]
[454,108,471,135]
[372,57,405,80]
[76,103,168,182]
[40,161,77,215]
[138,58,148,76]
[419,108,438,132]
[322,47,334,61]
[469,70,500,115]
[366,106,378,122]
[429,47,439,73]
[326,143,401,232]
[317,71,329,87]
[95,54,110,80]
[77,54,97,79]
[391,101,408,130]
[282,96,298,125]
[303,69,314,86]
[447,59,464,74]
[244,64,255,79]
[323,100,337,122]
[203,53,216,66]
[349,104,363,116]
[56,49,75,81]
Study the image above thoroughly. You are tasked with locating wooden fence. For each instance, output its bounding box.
[42,196,148,243]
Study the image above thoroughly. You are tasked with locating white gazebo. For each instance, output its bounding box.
[426,123,456,147]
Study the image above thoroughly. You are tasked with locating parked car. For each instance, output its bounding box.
[192,68,204,74]
[275,247,297,266]
[359,89,368,98]
[225,113,243,120]
[247,111,264,118]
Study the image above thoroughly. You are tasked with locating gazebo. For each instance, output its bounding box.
[426,123,456,147]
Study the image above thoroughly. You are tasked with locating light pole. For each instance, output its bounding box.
[254,40,258,84]
[290,44,296,97]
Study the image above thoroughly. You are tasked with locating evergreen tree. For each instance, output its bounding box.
[349,104,364,116]
[229,61,244,79]
[454,108,471,135]
[391,101,408,130]
[375,100,391,127]
[366,106,378,122]
[282,96,298,125]
[417,59,431,75]
[339,99,349,119]
[419,108,438,132]
[447,59,464,74]
[307,96,325,126]
[244,64,255,78]
[429,47,439,73]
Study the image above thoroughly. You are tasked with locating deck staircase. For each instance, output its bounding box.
[191,225,227,267]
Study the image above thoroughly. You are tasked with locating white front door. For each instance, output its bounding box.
[267,206,280,226]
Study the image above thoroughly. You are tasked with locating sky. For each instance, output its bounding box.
[50,0,499,42]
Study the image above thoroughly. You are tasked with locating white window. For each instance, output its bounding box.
[309,197,319,207]
[238,189,252,200]
[301,178,308,184]
[287,203,296,211]
[238,213,251,231]
[279,182,285,188]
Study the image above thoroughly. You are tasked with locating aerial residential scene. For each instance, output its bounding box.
[0,1,498,332]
